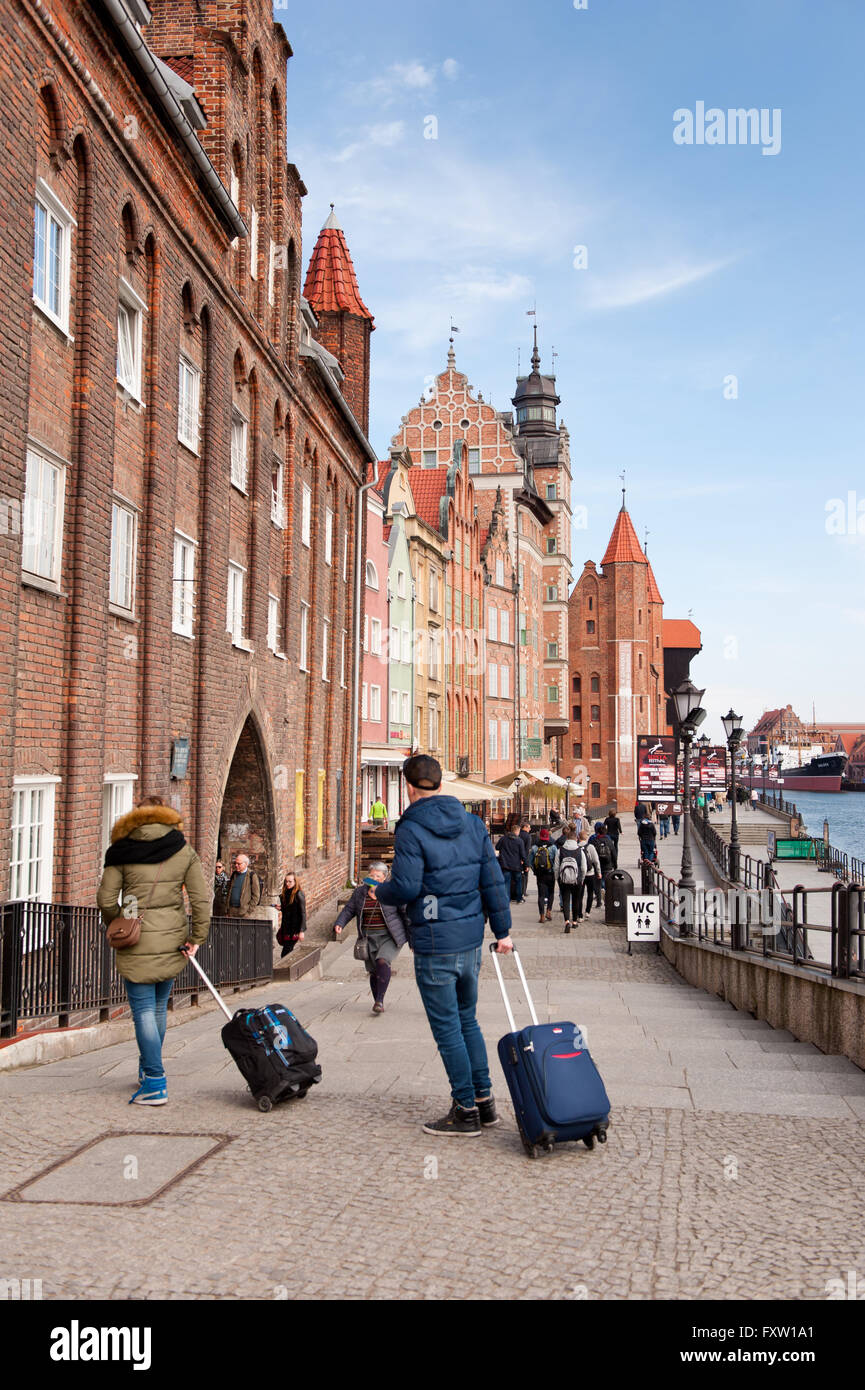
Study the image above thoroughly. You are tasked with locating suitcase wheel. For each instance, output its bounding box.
[597,1126,608,1144]
[257,1095,274,1113]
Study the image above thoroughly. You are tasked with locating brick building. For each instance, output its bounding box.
[359,484,392,820]
[1,0,376,912]
[566,503,699,810]
[389,335,571,777]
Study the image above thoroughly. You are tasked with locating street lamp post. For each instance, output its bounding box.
[721,709,744,885]
[673,680,706,916]
[543,773,550,825]
[696,733,710,827]
[565,774,572,820]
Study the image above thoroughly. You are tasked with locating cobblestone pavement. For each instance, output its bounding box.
[1,823,864,1301]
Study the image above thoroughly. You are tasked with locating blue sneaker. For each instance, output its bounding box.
[130,1076,167,1106]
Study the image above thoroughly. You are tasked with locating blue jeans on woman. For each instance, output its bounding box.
[125,979,173,1079]
[414,945,492,1110]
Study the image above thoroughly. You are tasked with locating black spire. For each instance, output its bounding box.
[511,328,560,438]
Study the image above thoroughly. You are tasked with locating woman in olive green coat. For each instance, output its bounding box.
[97,797,211,1106]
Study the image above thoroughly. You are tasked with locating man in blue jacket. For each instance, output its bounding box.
[376,754,513,1137]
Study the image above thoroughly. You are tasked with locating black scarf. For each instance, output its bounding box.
[104,829,186,867]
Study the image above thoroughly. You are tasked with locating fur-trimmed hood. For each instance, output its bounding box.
[111,805,184,843]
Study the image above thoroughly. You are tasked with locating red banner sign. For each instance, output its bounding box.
[637,736,677,799]
[699,747,728,790]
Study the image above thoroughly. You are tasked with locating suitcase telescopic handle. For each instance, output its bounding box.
[186,951,233,1021]
[488,943,539,1030]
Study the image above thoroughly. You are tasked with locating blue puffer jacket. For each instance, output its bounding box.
[375,795,512,954]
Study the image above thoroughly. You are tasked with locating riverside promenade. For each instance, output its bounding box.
[1,819,864,1302]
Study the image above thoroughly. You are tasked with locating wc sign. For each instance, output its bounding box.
[627,896,660,942]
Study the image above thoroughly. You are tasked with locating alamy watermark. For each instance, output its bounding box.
[673,103,781,156]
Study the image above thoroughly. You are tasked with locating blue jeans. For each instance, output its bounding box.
[506,869,524,902]
[659,817,670,838]
[414,946,491,1109]
[125,979,173,1079]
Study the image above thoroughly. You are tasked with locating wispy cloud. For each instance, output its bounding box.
[348,59,460,106]
[332,121,405,163]
[582,257,736,312]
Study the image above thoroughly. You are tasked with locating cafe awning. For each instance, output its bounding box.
[440,772,512,802]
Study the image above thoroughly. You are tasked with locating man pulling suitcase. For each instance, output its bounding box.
[375,754,513,1137]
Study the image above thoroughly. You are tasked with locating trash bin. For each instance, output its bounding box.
[605,869,634,925]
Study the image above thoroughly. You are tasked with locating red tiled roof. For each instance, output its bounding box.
[164,54,194,84]
[836,732,863,754]
[412,468,449,529]
[601,508,646,566]
[303,215,373,320]
[381,524,392,541]
[662,618,701,650]
[374,460,391,488]
[646,561,663,604]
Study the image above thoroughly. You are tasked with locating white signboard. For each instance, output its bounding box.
[627,895,660,942]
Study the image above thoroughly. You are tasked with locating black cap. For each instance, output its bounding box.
[403,754,442,790]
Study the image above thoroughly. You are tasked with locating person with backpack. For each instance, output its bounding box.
[579,829,603,917]
[589,822,614,903]
[530,828,558,922]
[556,823,586,933]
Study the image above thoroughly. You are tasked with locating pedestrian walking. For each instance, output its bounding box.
[224,852,264,918]
[579,830,603,916]
[518,820,533,899]
[556,823,587,934]
[375,754,512,1137]
[97,795,210,1106]
[603,808,622,868]
[638,817,658,863]
[530,828,558,922]
[369,796,388,829]
[589,822,615,903]
[671,801,682,834]
[497,821,529,903]
[276,872,306,957]
[634,800,649,825]
[334,862,408,1013]
[657,803,671,839]
[750,788,759,811]
[212,859,230,915]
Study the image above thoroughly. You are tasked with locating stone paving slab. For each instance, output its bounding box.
[687,1087,855,1119]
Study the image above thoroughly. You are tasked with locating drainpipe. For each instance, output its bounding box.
[348,473,377,886]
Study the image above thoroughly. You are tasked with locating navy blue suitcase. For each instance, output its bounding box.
[489,944,611,1158]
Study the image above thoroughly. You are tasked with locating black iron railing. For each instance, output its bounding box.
[0,904,273,1039]
[692,804,767,891]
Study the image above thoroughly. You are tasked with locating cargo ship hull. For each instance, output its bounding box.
[737,754,846,795]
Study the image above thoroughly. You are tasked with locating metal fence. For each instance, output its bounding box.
[0,904,273,1039]
[642,863,864,981]
[693,805,767,891]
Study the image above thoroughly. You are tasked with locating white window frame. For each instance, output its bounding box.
[390,625,400,661]
[172,532,196,637]
[366,559,379,589]
[340,628,347,688]
[362,682,368,720]
[231,411,248,493]
[429,706,439,749]
[301,483,312,548]
[250,206,259,280]
[267,593,280,653]
[116,280,146,403]
[500,721,510,761]
[370,617,382,655]
[271,455,285,528]
[500,610,509,645]
[401,690,410,724]
[401,625,411,664]
[33,179,74,334]
[396,568,406,599]
[343,531,349,582]
[22,445,66,588]
[370,685,381,722]
[488,663,498,697]
[495,556,504,587]
[299,601,310,671]
[488,606,498,641]
[322,618,331,681]
[488,719,498,760]
[109,501,137,615]
[390,688,400,724]
[226,562,247,647]
[430,632,440,681]
[429,570,439,612]
[500,664,510,699]
[102,774,137,856]
[268,239,277,306]
[422,449,437,469]
[11,776,61,906]
[325,507,333,566]
[178,356,201,453]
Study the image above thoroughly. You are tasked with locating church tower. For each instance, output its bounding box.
[303,207,375,433]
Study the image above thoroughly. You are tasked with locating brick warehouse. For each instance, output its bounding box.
[0,0,377,912]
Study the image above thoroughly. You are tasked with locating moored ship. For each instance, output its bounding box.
[738,753,847,794]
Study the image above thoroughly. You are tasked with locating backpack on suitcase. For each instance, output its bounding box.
[188,954,322,1112]
[489,944,610,1159]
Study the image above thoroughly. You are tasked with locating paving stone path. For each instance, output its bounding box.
[1,820,864,1301]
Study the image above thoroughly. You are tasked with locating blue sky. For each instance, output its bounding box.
[281,0,865,740]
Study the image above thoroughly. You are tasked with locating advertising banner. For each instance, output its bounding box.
[699,746,728,790]
[636,736,677,800]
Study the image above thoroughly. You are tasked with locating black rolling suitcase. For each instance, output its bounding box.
[189,955,322,1112]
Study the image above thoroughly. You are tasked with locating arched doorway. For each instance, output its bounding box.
[218,715,277,892]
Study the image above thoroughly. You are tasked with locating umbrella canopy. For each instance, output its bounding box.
[440,773,511,802]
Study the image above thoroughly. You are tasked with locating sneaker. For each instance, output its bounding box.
[372,1001,384,1014]
[130,1076,167,1106]
[422,1102,482,1137]
[475,1096,500,1127]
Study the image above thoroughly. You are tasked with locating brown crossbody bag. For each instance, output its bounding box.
[107,860,167,950]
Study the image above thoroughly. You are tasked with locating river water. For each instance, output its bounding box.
[786,790,865,861]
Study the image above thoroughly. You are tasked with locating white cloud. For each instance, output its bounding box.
[841,608,865,625]
[442,58,459,81]
[582,257,736,311]
[333,121,405,163]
